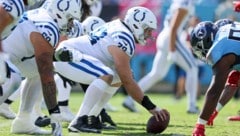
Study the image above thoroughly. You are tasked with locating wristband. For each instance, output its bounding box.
[141,95,156,110]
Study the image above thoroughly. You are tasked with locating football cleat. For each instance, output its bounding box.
[234,1,240,12]
[11,117,51,134]
[192,124,205,136]
[122,97,138,112]
[207,110,218,126]
[60,106,75,122]
[100,109,117,129]
[228,115,240,121]
[0,103,16,119]
[68,115,101,133]
[187,107,200,114]
[35,116,51,127]
[104,103,118,112]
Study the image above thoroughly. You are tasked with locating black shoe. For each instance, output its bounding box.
[68,115,101,133]
[35,116,51,127]
[100,109,117,129]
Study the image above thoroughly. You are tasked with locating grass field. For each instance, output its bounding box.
[0,91,240,136]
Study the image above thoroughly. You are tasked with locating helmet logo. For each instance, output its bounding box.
[195,26,206,39]
[133,9,146,22]
[91,20,99,31]
[57,0,70,12]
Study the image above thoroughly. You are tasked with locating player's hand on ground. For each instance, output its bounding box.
[50,113,63,136]
[149,107,169,122]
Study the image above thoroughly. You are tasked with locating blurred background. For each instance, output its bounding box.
[75,0,240,99]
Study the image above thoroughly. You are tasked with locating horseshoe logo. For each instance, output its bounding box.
[133,9,146,22]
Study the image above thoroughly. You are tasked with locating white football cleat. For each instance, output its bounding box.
[104,103,118,112]
[11,116,51,135]
[122,96,139,113]
[0,103,16,119]
[60,106,75,122]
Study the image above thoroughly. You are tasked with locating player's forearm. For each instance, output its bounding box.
[123,80,145,103]
[42,81,58,110]
[35,52,58,110]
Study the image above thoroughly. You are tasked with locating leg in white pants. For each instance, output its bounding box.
[11,76,51,134]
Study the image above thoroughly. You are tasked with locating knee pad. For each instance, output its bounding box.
[226,70,240,87]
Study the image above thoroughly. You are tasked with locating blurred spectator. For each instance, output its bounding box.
[215,0,240,21]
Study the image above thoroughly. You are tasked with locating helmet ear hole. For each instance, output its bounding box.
[133,24,139,29]
[56,14,62,19]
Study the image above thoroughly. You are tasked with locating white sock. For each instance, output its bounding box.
[55,74,71,102]
[197,118,207,125]
[216,103,223,112]
[185,67,198,110]
[76,79,108,117]
[8,86,21,102]
[89,86,118,116]
[18,77,41,115]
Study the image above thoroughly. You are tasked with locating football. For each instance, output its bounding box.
[146,110,170,134]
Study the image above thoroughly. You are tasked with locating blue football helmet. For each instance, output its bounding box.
[190,21,218,60]
[214,18,234,29]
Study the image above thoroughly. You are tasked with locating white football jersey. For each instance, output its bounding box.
[0,0,25,40]
[2,8,60,78]
[61,19,135,68]
[164,0,195,34]
[21,8,60,47]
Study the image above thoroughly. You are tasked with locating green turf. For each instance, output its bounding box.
[0,92,240,136]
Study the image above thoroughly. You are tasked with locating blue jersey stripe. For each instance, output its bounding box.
[112,31,135,55]
[68,59,109,77]
[45,23,59,46]
[34,21,60,47]
[81,59,108,75]
[69,62,102,77]
[12,0,25,17]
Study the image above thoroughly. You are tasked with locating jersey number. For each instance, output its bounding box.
[2,2,12,12]
[42,32,51,42]
[89,27,107,45]
[229,29,240,41]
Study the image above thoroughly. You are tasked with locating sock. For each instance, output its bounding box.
[58,100,68,106]
[4,99,13,105]
[185,67,198,110]
[55,74,71,102]
[197,118,207,125]
[76,79,108,117]
[89,86,118,116]
[49,105,60,114]
[216,103,223,112]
